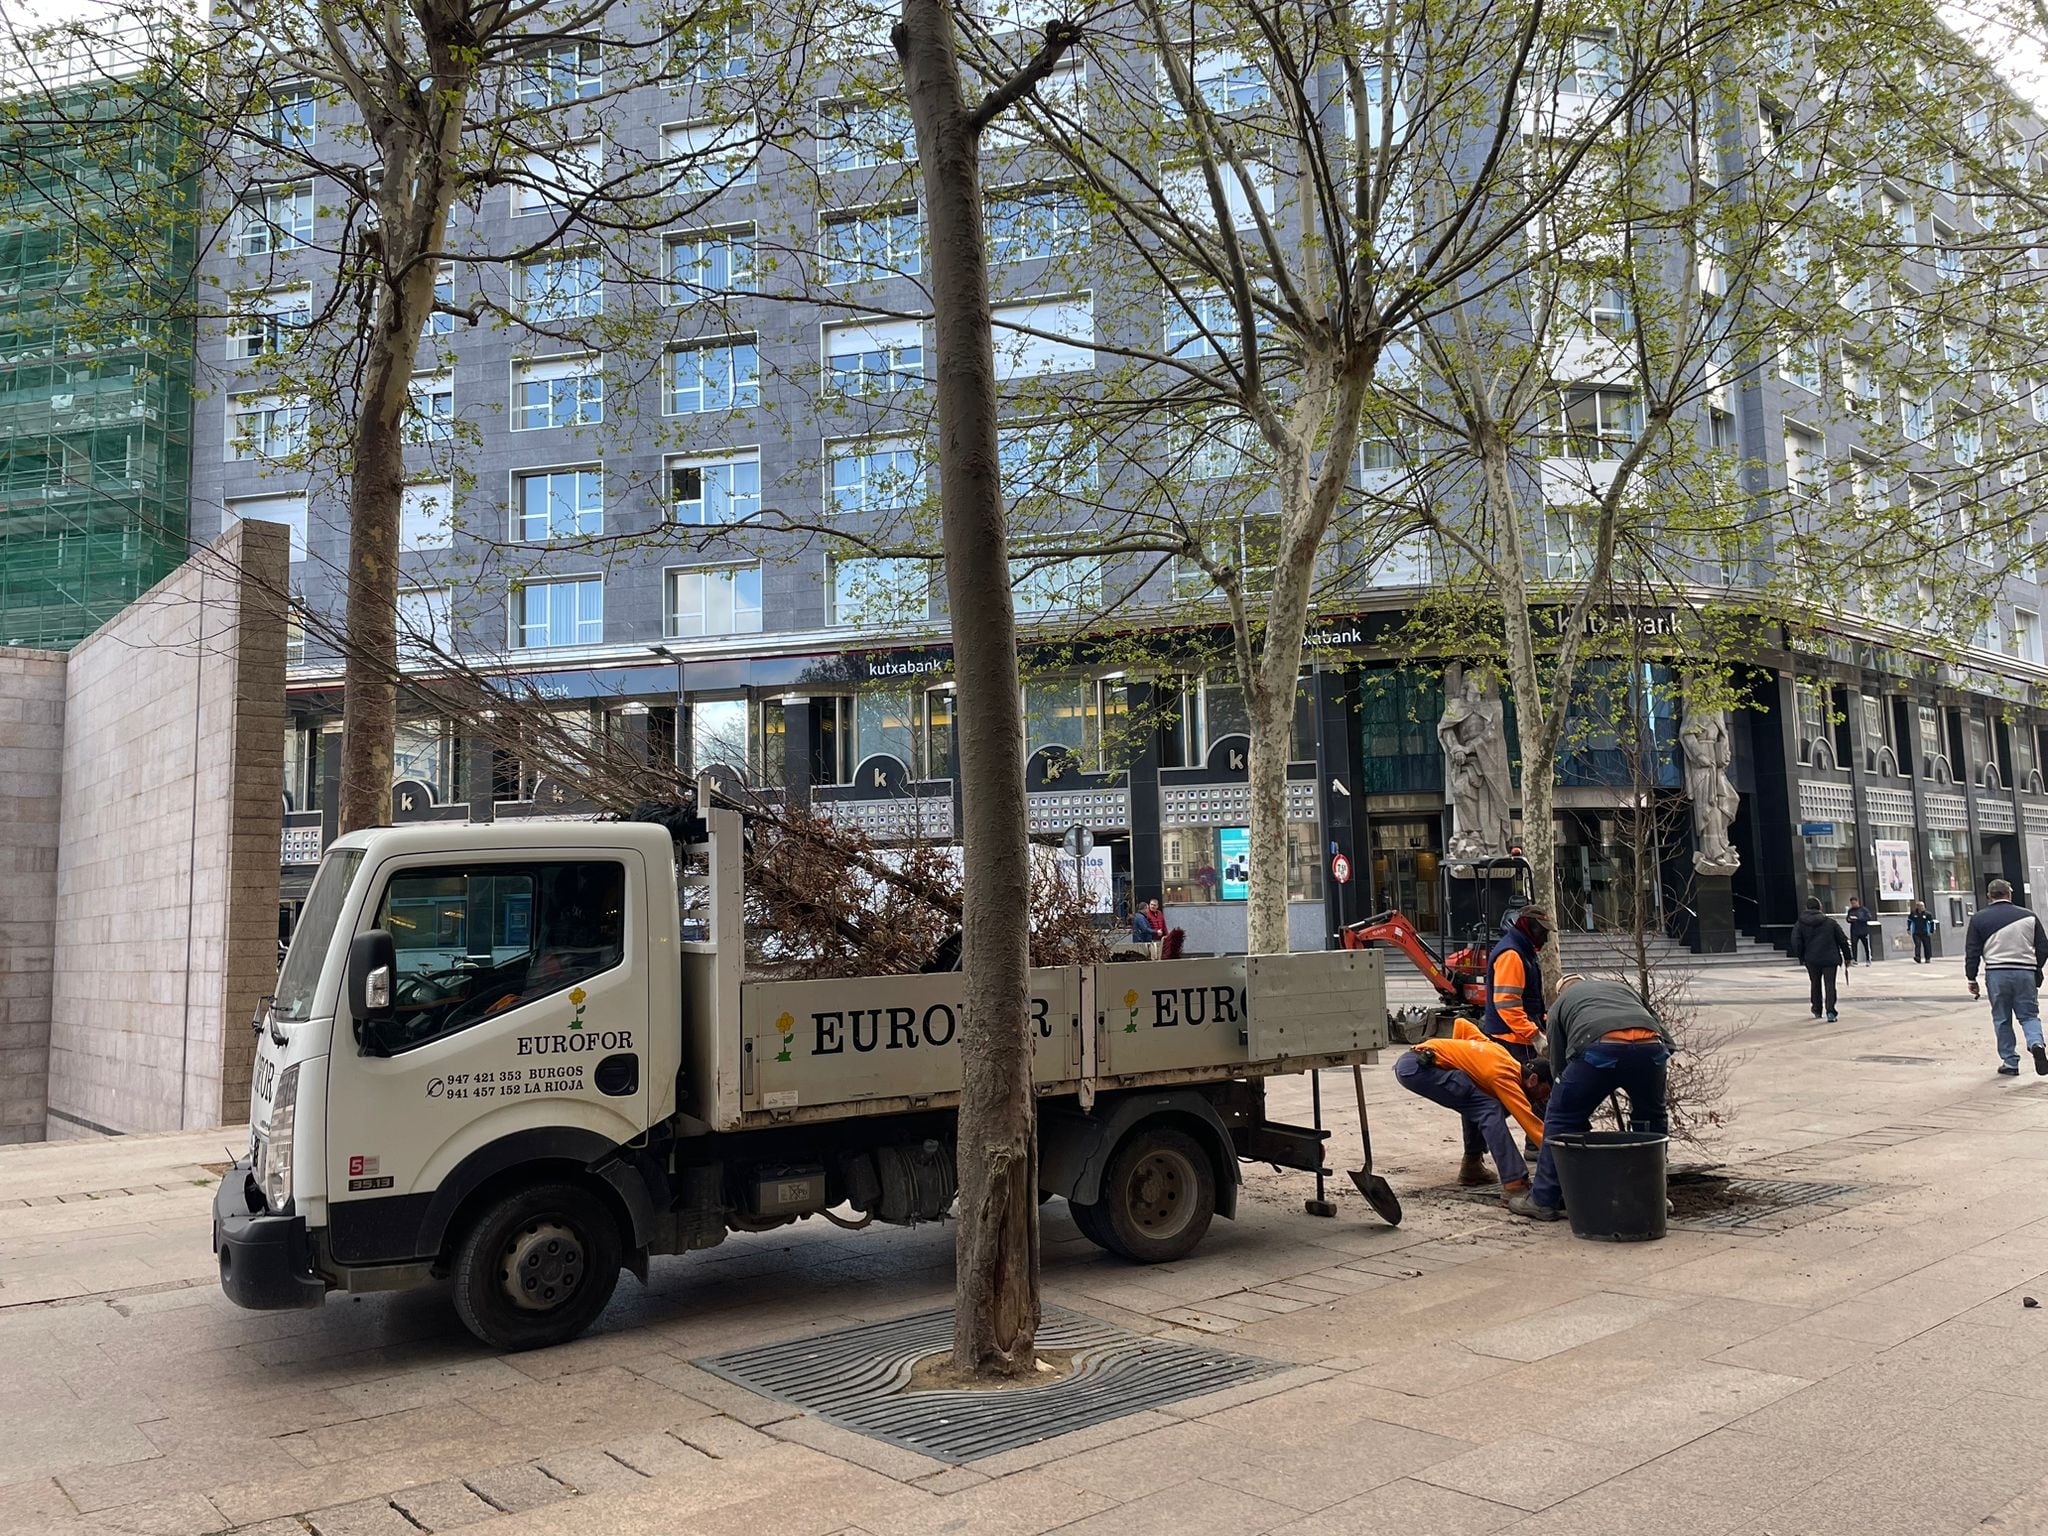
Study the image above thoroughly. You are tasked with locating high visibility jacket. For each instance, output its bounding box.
[1419,1019,1545,1146]
[1483,924,1545,1047]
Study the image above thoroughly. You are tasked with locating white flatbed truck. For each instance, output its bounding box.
[214,809,1389,1349]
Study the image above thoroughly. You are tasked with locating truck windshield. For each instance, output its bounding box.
[275,850,364,1022]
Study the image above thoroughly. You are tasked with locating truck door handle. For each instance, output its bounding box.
[594,1053,639,1097]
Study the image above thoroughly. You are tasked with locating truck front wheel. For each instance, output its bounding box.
[1074,1126,1215,1263]
[452,1182,622,1351]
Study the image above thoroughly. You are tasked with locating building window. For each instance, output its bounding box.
[513,41,601,107]
[512,577,603,649]
[662,118,759,192]
[1185,414,1261,480]
[1012,552,1104,614]
[1173,516,1277,598]
[422,263,456,336]
[514,355,603,430]
[514,140,602,215]
[405,372,455,444]
[1165,287,1241,360]
[667,339,759,413]
[1161,44,1269,114]
[828,440,923,513]
[396,587,452,664]
[665,226,756,300]
[666,564,763,637]
[1555,30,1623,97]
[227,393,309,461]
[831,555,932,626]
[400,482,453,552]
[229,183,313,256]
[261,81,317,148]
[1901,391,1933,443]
[1933,222,1963,285]
[226,287,310,360]
[1543,510,1590,579]
[992,296,1094,379]
[514,467,602,542]
[672,13,751,80]
[1552,388,1641,457]
[223,492,308,561]
[1785,427,1824,499]
[518,250,603,320]
[1778,334,1822,392]
[1161,158,1276,233]
[820,206,921,283]
[998,420,1099,499]
[2014,608,2043,664]
[817,97,913,172]
[824,318,924,395]
[986,186,1090,265]
[668,452,760,524]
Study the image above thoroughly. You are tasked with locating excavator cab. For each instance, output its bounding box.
[1444,853,1534,952]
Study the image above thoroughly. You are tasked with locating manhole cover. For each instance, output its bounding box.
[1667,1174,1864,1230]
[695,1306,1279,1463]
[1854,1055,1939,1065]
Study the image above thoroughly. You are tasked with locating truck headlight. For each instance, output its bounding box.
[259,1063,299,1212]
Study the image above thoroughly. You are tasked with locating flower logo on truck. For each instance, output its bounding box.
[569,986,588,1030]
[1123,989,1140,1033]
[774,1011,796,1063]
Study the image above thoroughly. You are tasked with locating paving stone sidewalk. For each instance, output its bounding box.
[4,955,2048,1535]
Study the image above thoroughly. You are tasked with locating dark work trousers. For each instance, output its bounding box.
[1394,1050,1527,1185]
[1529,1040,1671,1210]
[1851,929,1874,963]
[1465,1028,1537,1159]
[1806,963,1840,1016]
[1914,932,1934,962]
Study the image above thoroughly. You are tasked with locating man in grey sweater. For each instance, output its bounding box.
[1964,879,2048,1076]
[1508,975,1674,1222]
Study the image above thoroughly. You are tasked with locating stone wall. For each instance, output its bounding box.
[43,522,288,1137]
[0,649,66,1143]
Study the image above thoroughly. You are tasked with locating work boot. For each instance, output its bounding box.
[1501,1178,1531,1199]
[1826,1010,1839,1022]
[1507,1191,1563,1222]
[1458,1155,1493,1188]
[2031,1044,2047,1076]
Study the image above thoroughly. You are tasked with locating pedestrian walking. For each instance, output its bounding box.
[1964,879,2048,1076]
[1907,899,1936,963]
[1846,895,1875,964]
[1508,975,1673,1223]
[1790,897,1852,1021]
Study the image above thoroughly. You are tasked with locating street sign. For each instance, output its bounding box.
[1799,821,1836,837]
[1062,823,1094,860]
[1331,853,1353,885]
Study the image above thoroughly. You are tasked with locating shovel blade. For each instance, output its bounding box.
[1350,1170,1403,1226]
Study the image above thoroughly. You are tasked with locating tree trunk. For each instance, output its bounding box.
[898,0,1039,1378]
[338,402,404,834]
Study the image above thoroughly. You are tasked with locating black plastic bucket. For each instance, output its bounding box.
[1549,1131,1668,1242]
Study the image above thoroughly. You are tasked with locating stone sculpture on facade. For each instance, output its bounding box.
[1680,702,1742,875]
[1437,673,1513,858]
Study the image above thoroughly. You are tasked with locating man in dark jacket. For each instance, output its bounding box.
[1845,896,1875,963]
[1790,898,1852,1022]
[1964,879,2048,1075]
[1482,905,1550,1061]
[1508,975,1673,1222]
[1907,900,1936,963]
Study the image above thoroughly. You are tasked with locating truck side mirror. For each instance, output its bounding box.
[347,930,398,1055]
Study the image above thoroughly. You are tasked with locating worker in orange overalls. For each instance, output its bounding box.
[1393,1018,1553,1198]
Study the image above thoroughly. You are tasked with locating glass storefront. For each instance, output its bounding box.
[1926,828,1972,905]
[1371,820,1442,934]
[1163,822,1323,904]
[1801,817,1860,910]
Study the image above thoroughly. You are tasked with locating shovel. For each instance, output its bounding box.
[1349,1064,1403,1226]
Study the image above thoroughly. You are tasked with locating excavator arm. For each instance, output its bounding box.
[1343,911,1488,1011]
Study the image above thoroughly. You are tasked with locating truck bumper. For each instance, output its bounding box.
[212,1159,327,1311]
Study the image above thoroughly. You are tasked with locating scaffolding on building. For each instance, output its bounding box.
[0,80,195,650]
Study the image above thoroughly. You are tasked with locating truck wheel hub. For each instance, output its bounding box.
[502,1221,583,1311]
[1128,1151,1193,1236]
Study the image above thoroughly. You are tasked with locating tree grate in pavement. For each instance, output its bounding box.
[693,1306,1280,1463]
[1667,1175,1867,1230]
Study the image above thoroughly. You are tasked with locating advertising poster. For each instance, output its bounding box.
[1873,839,1915,902]
[1219,827,1251,901]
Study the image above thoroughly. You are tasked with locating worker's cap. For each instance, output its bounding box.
[1518,905,1554,926]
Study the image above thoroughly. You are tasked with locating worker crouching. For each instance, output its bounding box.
[1509,974,1674,1223]
[1394,1019,1554,1200]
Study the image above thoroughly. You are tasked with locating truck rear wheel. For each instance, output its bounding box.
[452,1181,622,1351]
[1084,1126,1215,1263]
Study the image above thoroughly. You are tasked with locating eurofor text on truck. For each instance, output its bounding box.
[214,808,1392,1350]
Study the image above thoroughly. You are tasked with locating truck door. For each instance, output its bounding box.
[323,850,650,1265]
